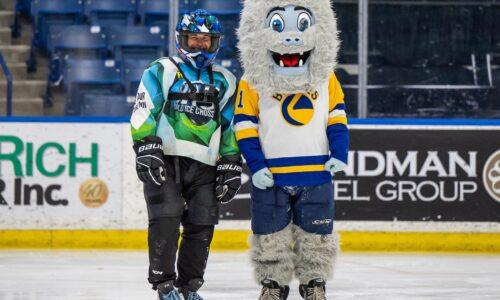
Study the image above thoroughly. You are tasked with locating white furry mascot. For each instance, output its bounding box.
[234,0,349,299]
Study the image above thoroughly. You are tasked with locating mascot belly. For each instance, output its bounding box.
[235,0,349,299]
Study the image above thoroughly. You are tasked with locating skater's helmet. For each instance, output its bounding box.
[176,9,222,69]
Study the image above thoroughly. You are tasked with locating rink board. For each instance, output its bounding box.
[0,118,499,252]
[1,229,500,253]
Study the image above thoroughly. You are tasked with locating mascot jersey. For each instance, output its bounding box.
[235,72,348,186]
[130,56,239,166]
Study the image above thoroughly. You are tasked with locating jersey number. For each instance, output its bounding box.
[237,91,244,108]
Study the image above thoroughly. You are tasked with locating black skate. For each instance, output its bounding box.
[299,278,327,300]
[178,278,204,300]
[259,279,289,300]
[157,280,182,300]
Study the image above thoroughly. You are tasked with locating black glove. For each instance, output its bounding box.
[215,155,243,204]
[133,136,166,186]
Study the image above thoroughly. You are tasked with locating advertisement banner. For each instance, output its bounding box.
[1,122,498,230]
[220,127,500,222]
[0,123,124,229]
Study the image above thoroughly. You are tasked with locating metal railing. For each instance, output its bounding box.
[0,51,13,116]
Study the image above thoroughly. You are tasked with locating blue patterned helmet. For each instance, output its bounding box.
[176,9,222,69]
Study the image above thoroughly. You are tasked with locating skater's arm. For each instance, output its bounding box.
[130,61,168,142]
[326,73,349,164]
[216,67,241,158]
[220,90,241,158]
[234,80,267,174]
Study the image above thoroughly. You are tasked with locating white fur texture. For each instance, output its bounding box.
[237,0,340,94]
[250,224,295,286]
[292,225,339,284]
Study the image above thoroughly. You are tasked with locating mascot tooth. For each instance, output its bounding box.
[235,0,349,299]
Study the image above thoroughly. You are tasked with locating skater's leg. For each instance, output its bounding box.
[176,158,218,298]
[147,216,182,287]
[251,186,294,287]
[144,156,185,289]
[176,224,214,287]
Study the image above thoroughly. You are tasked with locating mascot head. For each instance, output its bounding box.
[237,0,340,94]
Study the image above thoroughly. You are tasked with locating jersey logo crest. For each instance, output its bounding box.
[281,94,314,126]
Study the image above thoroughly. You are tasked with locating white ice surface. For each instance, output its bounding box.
[0,251,499,300]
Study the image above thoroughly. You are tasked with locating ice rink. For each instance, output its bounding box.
[1,251,500,300]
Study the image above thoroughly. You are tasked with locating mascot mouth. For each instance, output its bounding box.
[270,50,313,68]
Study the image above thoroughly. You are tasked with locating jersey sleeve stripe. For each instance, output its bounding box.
[330,103,346,112]
[328,115,348,126]
[235,128,259,140]
[234,120,258,131]
[329,109,346,118]
[234,114,259,124]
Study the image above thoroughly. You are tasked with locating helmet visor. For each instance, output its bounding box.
[178,32,221,54]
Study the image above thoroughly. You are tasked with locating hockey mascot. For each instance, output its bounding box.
[235,1,349,299]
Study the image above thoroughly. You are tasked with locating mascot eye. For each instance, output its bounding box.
[297,13,311,31]
[270,14,285,32]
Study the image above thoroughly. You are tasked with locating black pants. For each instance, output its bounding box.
[144,156,218,289]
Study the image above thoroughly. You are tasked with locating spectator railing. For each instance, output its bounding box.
[0,51,13,116]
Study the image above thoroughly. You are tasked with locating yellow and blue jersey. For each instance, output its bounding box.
[234,73,349,186]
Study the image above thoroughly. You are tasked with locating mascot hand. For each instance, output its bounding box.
[325,157,347,174]
[252,168,275,189]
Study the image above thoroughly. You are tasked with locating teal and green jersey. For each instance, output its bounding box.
[130,56,240,166]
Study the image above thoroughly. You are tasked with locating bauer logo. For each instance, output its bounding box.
[483,150,500,203]
[79,178,109,208]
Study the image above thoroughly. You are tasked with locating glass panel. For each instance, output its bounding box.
[334,0,359,118]
[367,0,498,118]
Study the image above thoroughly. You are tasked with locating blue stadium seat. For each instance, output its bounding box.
[198,0,242,15]
[84,0,136,26]
[82,94,134,116]
[137,0,169,26]
[109,97,135,116]
[47,25,108,85]
[180,0,198,14]
[214,58,242,79]
[122,59,151,95]
[105,25,167,63]
[65,59,123,115]
[30,0,84,52]
[50,25,108,57]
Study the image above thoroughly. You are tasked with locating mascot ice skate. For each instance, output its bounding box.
[235,0,349,299]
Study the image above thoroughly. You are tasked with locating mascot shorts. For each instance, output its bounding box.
[251,182,334,235]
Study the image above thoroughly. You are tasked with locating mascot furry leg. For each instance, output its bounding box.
[293,226,339,290]
[251,224,294,287]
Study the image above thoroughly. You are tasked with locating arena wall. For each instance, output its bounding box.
[1,118,499,252]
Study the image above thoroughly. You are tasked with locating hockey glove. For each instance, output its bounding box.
[133,136,167,186]
[252,168,274,190]
[215,155,243,204]
[325,157,347,174]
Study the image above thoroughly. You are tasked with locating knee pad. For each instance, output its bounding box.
[181,225,214,242]
[149,217,182,238]
[145,182,184,220]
